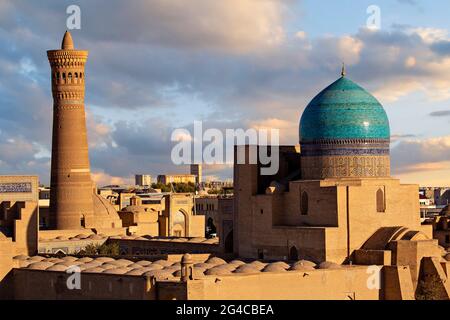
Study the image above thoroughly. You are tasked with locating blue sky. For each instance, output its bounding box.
[298,0,450,37]
[1,0,450,186]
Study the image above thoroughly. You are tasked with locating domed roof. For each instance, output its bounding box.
[300,76,390,142]
[61,30,74,50]
[93,194,119,217]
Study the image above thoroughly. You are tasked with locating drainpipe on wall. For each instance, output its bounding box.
[346,186,351,261]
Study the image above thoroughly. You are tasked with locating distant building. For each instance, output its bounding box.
[157,174,196,184]
[38,187,50,229]
[135,174,152,186]
[0,175,39,296]
[190,164,202,184]
[195,195,234,252]
[119,193,205,238]
[419,194,432,207]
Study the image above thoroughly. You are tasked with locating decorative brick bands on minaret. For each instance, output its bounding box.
[47,31,95,229]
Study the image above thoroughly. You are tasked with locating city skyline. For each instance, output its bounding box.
[1,0,450,186]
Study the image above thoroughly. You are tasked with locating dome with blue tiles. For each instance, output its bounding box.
[299,76,390,142]
[299,69,391,180]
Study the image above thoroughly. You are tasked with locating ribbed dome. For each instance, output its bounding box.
[300,76,390,142]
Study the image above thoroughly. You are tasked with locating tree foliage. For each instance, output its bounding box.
[74,242,120,256]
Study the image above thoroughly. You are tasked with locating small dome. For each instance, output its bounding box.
[194,262,213,269]
[79,262,102,269]
[205,266,232,276]
[56,260,83,267]
[205,257,227,266]
[300,76,390,142]
[13,255,29,261]
[289,264,315,271]
[214,264,237,272]
[153,259,172,267]
[247,261,267,271]
[109,259,133,267]
[103,267,132,275]
[228,260,246,267]
[93,193,122,221]
[262,264,287,272]
[135,260,152,267]
[142,264,164,271]
[143,270,173,279]
[266,261,290,269]
[121,205,146,214]
[126,269,147,276]
[61,256,78,262]
[292,260,317,268]
[28,262,55,270]
[234,264,260,274]
[18,260,31,268]
[82,267,105,273]
[61,30,74,50]
[127,263,145,269]
[47,264,70,272]
[94,257,115,263]
[28,256,46,262]
[139,266,164,273]
[99,263,117,270]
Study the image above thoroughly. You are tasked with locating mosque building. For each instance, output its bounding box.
[233,66,439,270]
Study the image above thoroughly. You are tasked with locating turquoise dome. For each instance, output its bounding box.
[299,76,390,142]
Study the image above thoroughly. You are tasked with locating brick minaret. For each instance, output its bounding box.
[47,31,95,229]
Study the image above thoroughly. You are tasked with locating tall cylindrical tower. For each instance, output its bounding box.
[47,31,95,229]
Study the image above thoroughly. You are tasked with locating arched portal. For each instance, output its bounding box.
[173,210,186,237]
[207,217,217,236]
[376,188,385,212]
[301,191,309,215]
[224,231,233,253]
[289,246,299,261]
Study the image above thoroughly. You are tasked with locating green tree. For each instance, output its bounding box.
[74,242,120,256]
[416,275,448,300]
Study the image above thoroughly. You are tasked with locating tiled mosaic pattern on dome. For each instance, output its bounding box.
[299,77,390,141]
[299,76,391,179]
[301,155,390,179]
[301,138,390,157]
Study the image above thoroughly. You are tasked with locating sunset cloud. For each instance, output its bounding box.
[0,1,450,185]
